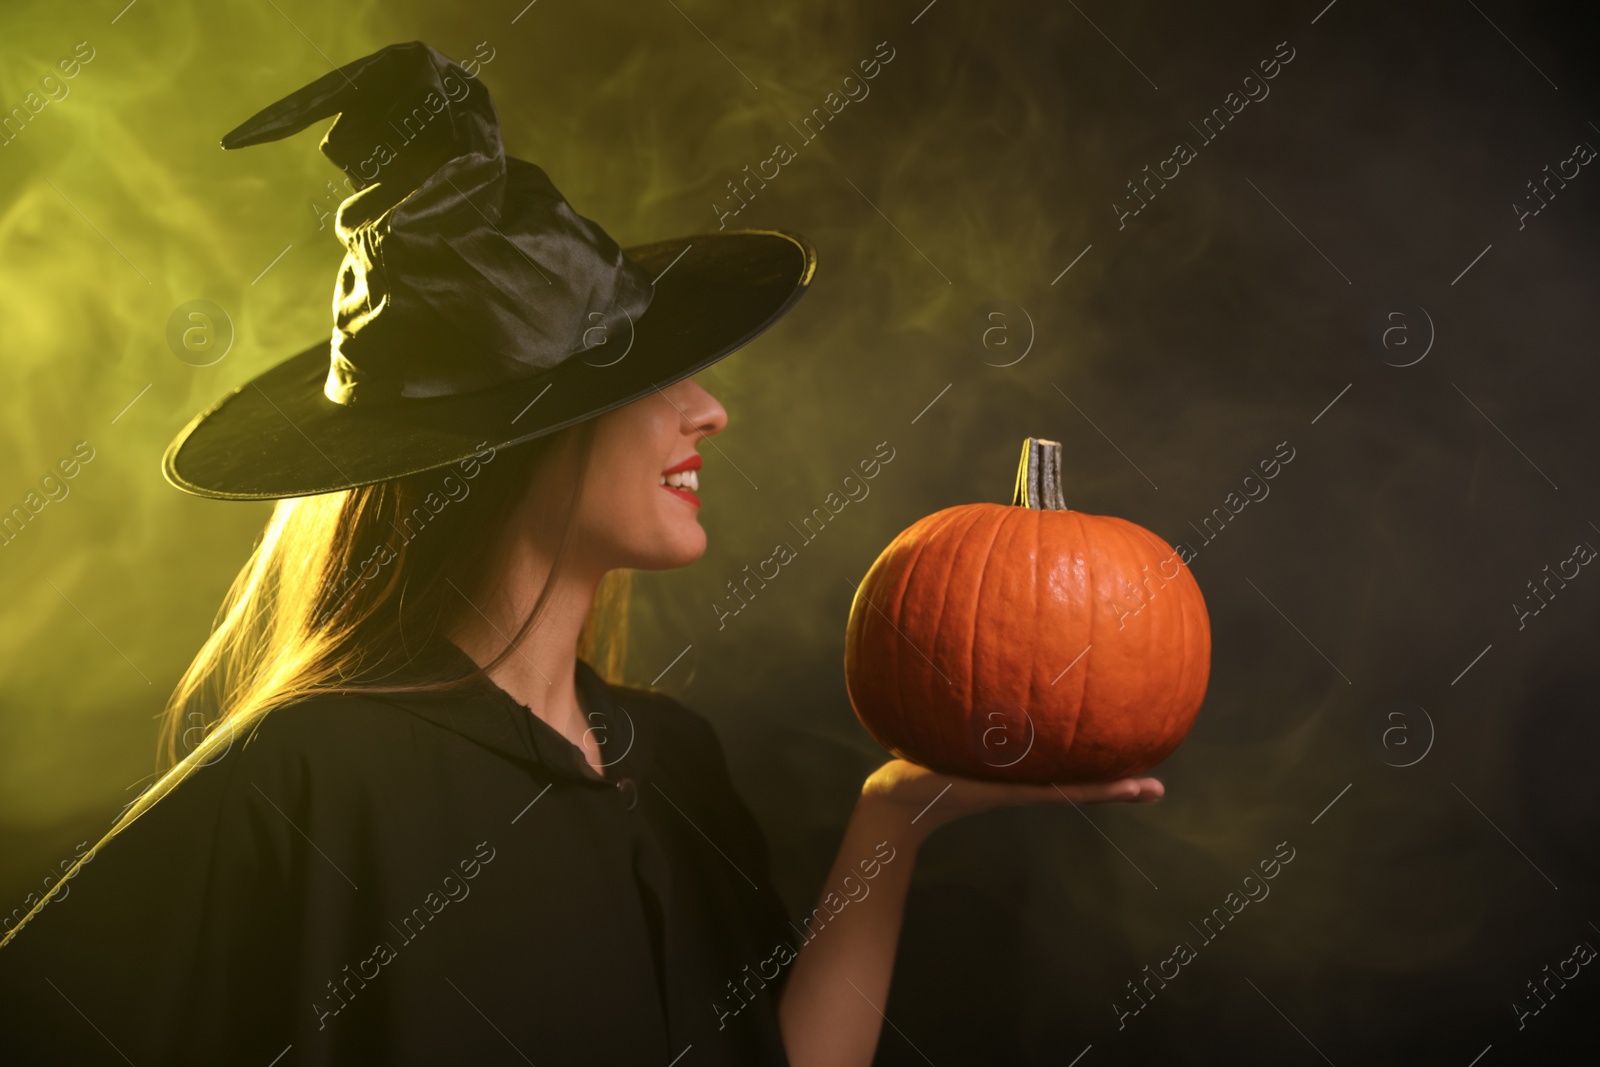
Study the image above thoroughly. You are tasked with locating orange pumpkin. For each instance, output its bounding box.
[844,437,1210,783]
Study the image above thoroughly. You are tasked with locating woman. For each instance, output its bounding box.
[0,42,1161,1066]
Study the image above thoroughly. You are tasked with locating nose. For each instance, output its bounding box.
[675,377,728,440]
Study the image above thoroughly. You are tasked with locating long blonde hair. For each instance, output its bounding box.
[1,422,630,949]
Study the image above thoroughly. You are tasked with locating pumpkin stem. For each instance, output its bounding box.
[1012,437,1068,510]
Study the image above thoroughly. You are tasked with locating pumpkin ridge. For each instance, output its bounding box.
[1152,525,1187,745]
[930,507,992,765]
[1181,551,1210,736]
[1144,519,1186,762]
[1074,507,1096,774]
[1148,518,1204,743]
[877,516,938,757]
[848,566,895,755]
[963,507,1010,756]
[896,506,975,760]
[1136,517,1206,761]
[1022,506,1041,778]
[926,507,989,637]
[1166,530,1199,746]
[1114,516,1172,755]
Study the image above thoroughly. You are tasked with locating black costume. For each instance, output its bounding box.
[0,638,796,1064]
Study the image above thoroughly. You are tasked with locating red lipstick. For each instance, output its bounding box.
[661,453,702,507]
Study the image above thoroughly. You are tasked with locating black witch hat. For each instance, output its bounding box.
[163,41,814,500]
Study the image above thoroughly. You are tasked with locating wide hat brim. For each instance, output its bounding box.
[163,229,814,500]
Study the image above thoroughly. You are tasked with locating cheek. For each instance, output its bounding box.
[575,401,707,569]
[574,469,706,569]
[641,480,709,562]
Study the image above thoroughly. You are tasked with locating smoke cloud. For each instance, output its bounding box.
[2,0,1597,1060]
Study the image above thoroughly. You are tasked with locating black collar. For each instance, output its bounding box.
[362,636,652,786]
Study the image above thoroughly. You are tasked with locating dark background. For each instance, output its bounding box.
[2,0,1597,1062]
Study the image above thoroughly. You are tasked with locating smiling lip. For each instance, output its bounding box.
[661,453,701,508]
[662,484,700,507]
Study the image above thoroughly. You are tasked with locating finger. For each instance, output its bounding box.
[1114,777,1164,803]
[1052,777,1163,804]
[1134,777,1165,802]
[1048,779,1142,804]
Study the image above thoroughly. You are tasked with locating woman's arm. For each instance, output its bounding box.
[776,759,1161,1067]
[775,790,922,1067]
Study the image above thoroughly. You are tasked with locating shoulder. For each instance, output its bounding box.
[181,689,437,805]
[221,689,417,764]
[17,697,414,929]
[148,692,440,867]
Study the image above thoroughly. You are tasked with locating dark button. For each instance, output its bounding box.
[615,776,638,811]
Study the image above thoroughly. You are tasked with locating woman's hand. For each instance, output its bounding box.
[860,757,1163,845]
[779,758,1164,1067]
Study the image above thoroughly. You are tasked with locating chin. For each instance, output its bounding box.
[628,524,706,571]
[665,529,708,568]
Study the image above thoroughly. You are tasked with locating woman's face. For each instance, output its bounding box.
[557,375,728,576]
